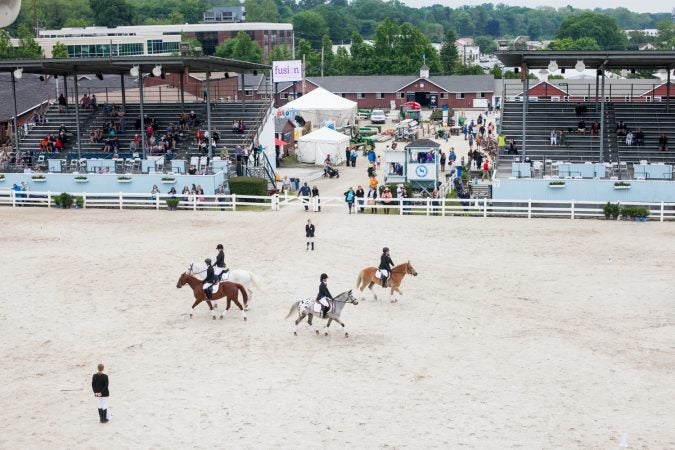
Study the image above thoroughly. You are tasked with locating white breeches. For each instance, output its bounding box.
[96,397,109,409]
[203,283,214,292]
[379,269,389,277]
[317,297,329,307]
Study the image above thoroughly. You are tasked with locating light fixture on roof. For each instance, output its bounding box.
[575,60,585,72]
[130,65,139,77]
[13,67,23,79]
[547,60,558,73]
[152,65,162,77]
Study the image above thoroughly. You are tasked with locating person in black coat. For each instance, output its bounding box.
[379,247,394,287]
[92,363,109,423]
[203,258,215,300]
[316,273,333,318]
[214,244,228,280]
[305,219,315,251]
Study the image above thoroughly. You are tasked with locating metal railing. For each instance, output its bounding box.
[1,189,674,221]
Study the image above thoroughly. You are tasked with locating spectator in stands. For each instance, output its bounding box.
[151,185,160,195]
[58,93,67,112]
[180,112,188,131]
[591,121,600,135]
[54,136,64,151]
[482,159,490,180]
[507,139,518,155]
[188,111,199,127]
[635,128,645,146]
[232,119,240,134]
[658,133,668,152]
[550,130,558,146]
[577,120,586,133]
[625,130,634,146]
[91,95,98,110]
[238,119,246,134]
[616,121,626,136]
[188,165,197,175]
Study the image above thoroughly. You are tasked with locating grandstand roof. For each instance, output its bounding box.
[496,51,675,70]
[0,56,269,77]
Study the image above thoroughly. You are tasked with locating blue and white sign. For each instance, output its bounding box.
[415,165,428,178]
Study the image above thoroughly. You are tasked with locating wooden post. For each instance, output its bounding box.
[232,194,237,211]
[47,191,51,208]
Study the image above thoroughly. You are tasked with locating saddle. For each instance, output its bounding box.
[375,270,383,279]
[312,300,332,315]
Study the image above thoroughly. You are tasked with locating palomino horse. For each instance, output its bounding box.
[355,261,418,302]
[176,272,249,321]
[188,263,261,307]
[285,290,358,337]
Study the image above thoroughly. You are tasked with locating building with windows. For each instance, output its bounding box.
[202,6,246,23]
[29,23,293,59]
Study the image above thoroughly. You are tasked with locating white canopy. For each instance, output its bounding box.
[297,127,350,165]
[281,87,357,128]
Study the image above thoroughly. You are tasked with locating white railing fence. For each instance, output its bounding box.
[1,190,674,221]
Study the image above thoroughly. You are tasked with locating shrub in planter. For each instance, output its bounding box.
[228,176,268,197]
[620,206,649,220]
[166,198,180,210]
[0,174,5,181]
[57,192,74,209]
[603,202,620,220]
[75,196,84,208]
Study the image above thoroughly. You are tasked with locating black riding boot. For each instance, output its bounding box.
[322,305,329,318]
[102,409,108,423]
[98,409,105,423]
[381,276,387,288]
[311,242,314,251]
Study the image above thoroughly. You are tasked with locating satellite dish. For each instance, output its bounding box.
[0,0,21,28]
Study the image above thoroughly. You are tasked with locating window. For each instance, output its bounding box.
[245,90,253,97]
[479,92,486,98]
[376,92,384,99]
[334,92,342,97]
[456,92,465,99]
[398,92,405,99]
[440,93,447,99]
[357,93,365,99]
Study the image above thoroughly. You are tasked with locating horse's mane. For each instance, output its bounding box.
[392,261,410,272]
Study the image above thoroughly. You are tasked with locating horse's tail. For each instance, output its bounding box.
[285,301,300,320]
[249,272,264,292]
[237,283,249,307]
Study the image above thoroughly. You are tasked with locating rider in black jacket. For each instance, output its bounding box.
[214,244,228,280]
[203,258,215,300]
[316,273,333,318]
[379,247,394,287]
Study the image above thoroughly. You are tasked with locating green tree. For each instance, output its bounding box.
[332,46,351,75]
[89,0,133,27]
[268,45,292,63]
[656,20,675,49]
[296,39,321,76]
[293,11,328,48]
[215,31,263,63]
[52,41,68,58]
[245,0,280,22]
[547,37,601,51]
[556,12,627,50]
[439,30,459,75]
[474,36,497,54]
[15,24,43,58]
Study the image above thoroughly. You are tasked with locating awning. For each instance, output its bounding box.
[275,138,288,146]
[404,101,421,110]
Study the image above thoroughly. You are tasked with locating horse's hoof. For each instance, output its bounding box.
[219,316,223,320]
[243,316,247,321]
[293,331,297,336]
[315,329,319,334]
[212,317,216,320]
[345,333,349,338]
[324,332,328,336]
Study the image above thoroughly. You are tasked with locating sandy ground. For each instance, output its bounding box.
[1,112,674,449]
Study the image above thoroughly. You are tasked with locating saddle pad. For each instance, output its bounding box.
[375,270,382,279]
[211,285,218,293]
[221,272,229,281]
[313,303,322,313]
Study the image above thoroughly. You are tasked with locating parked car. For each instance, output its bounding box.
[370,109,386,124]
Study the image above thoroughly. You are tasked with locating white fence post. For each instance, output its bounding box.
[426,197,430,216]
[119,193,123,210]
[156,193,160,210]
[571,200,575,220]
[82,193,87,209]
[528,199,531,219]
[11,191,15,207]
[660,201,664,222]
[232,194,237,211]
[399,198,403,215]
[441,198,446,216]
[47,191,52,208]
[272,194,279,211]
[193,194,197,211]
[483,198,487,218]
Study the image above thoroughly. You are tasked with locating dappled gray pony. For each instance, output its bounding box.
[285,290,358,337]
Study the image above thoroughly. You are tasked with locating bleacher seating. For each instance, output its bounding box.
[613,103,675,164]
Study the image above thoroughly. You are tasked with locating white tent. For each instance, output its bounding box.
[281,87,357,128]
[297,127,350,165]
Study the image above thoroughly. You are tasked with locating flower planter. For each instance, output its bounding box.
[0,176,5,182]
[613,185,631,190]
[117,178,132,183]
[161,179,177,184]
[32,177,47,182]
[548,184,565,188]
[75,178,89,183]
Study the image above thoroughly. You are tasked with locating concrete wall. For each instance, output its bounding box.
[493,178,675,203]
[0,172,227,195]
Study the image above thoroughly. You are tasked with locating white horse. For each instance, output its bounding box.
[188,263,262,309]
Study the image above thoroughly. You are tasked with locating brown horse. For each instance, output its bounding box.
[176,272,249,320]
[355,261,418,302]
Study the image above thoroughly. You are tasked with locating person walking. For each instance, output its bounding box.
[344,187,355,214]
[298,182,311,211]
[350,148,358,167]
[92,363,110,423]
[345,146,351,166]
[305,219,315,251]
[355,185,365,213]
[367,185,378,214]
[440,151,446,172]
[381,187,392,214]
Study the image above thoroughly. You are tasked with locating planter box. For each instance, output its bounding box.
[75,179,89,183]
[613,185,631,190]
[161,179,177,184]
[548,184,565,188]
[117,178,133,183]
[32,178,47,182]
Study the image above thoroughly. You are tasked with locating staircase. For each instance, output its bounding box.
[602,103,617,164]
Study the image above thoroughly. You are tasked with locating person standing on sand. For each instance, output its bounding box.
[92,363,109,423]
[305,219,315,251]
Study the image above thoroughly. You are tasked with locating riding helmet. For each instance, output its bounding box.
[320,273,328,281]
[205,258,212,265]
[383,247,389,252]
[216,244,224,250]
